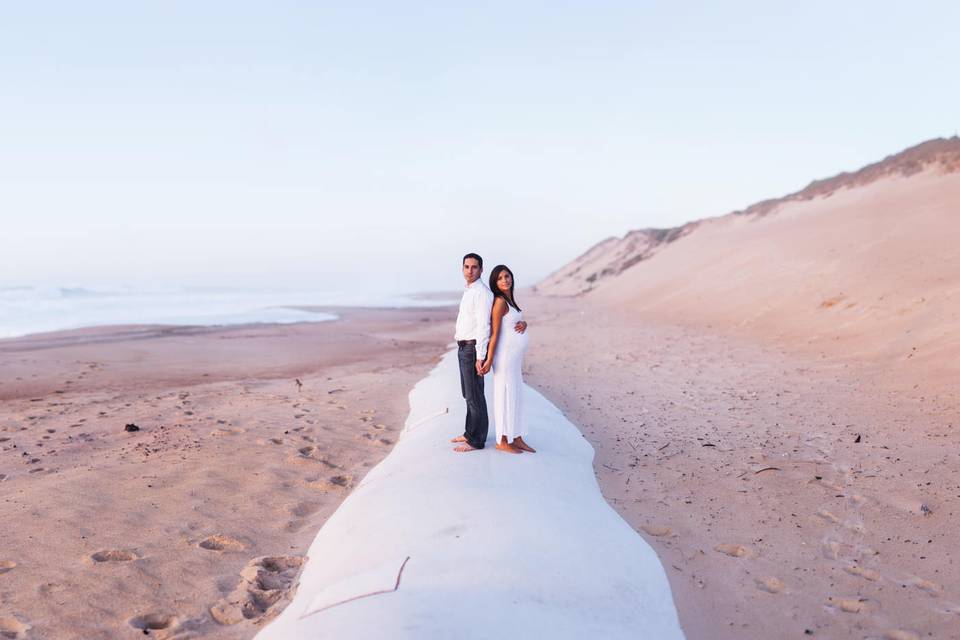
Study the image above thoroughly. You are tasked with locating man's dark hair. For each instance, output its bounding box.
[462,253,483,270]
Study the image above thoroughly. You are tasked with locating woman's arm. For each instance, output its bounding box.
[481,298,508,374]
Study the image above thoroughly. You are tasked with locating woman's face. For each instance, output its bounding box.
[496,270,513,293]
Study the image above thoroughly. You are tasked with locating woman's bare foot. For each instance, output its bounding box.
[496,437,523,454]
[513,437,536,453]
[451,435,467,443]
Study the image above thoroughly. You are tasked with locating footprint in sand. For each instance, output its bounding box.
[0,560,16,574]
[816,509,840,524]
[908,577,942,596]
[0,615,30,638]
[755,576,785,594]
[640,525,672,537]
[212,428,245,437]
[289,501,322,518]
[128,613,177,633]
[842,519,864,533]
[297,445,326,460]
[714,543,751,558]
[210,556,305,626]
[821,540,841,560]
[827,597,865,613]
[308,474,353,491]
[844,565,880,581]
[90,550,139,563]
[884,630,920,640]
[198,535,245,552]
[815,479,844,492]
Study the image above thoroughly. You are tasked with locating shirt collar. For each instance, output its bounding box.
[465,278,482,290]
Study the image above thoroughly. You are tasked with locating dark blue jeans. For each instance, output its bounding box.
[457,344,488,449]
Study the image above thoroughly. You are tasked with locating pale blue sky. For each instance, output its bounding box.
[2,1,957,294]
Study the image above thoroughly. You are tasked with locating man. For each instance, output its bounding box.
[451,253,494,452]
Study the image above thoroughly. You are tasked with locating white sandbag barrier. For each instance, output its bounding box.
[256,348,685,639]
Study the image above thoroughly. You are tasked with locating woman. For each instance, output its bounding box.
[480,265,536,454]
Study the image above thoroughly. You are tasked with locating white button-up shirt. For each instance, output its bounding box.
[454,279,494,361]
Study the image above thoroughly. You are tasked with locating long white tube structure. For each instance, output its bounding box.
[256,348,685,639]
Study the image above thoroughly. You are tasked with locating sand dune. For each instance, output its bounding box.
[538,137,960,390]
[524,137,960,638]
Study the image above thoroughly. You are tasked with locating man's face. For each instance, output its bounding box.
[463,258,481,284]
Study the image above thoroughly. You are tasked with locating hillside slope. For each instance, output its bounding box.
[538,137,960,299]
[538,137,960,380]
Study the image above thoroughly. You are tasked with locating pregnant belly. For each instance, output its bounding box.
[504,329,529,352]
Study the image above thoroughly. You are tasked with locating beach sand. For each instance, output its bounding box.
[0,307,454,639]
[523,295,960,639]
[4,265,958,639]
[523,156,960,638]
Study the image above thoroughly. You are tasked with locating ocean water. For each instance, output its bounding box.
[0,285,455,339]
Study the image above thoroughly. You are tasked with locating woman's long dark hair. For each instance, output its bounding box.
[489,264,521,311]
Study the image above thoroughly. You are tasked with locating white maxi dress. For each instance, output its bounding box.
[492,304,529,443]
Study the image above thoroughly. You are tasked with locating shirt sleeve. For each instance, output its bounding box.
[475,287,494,360]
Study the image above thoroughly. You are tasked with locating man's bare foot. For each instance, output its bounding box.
[451,435,466,443]
[495,441,523,454]
[454,443,479,452]
[513,437,536,453]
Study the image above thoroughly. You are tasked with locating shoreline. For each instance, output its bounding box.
[0,306,456,402]
[0,303,457,345]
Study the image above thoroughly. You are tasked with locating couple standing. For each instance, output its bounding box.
[451,253,536,455]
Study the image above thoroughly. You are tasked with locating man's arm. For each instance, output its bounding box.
[475,287,494,362]
[481,298,507,375]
